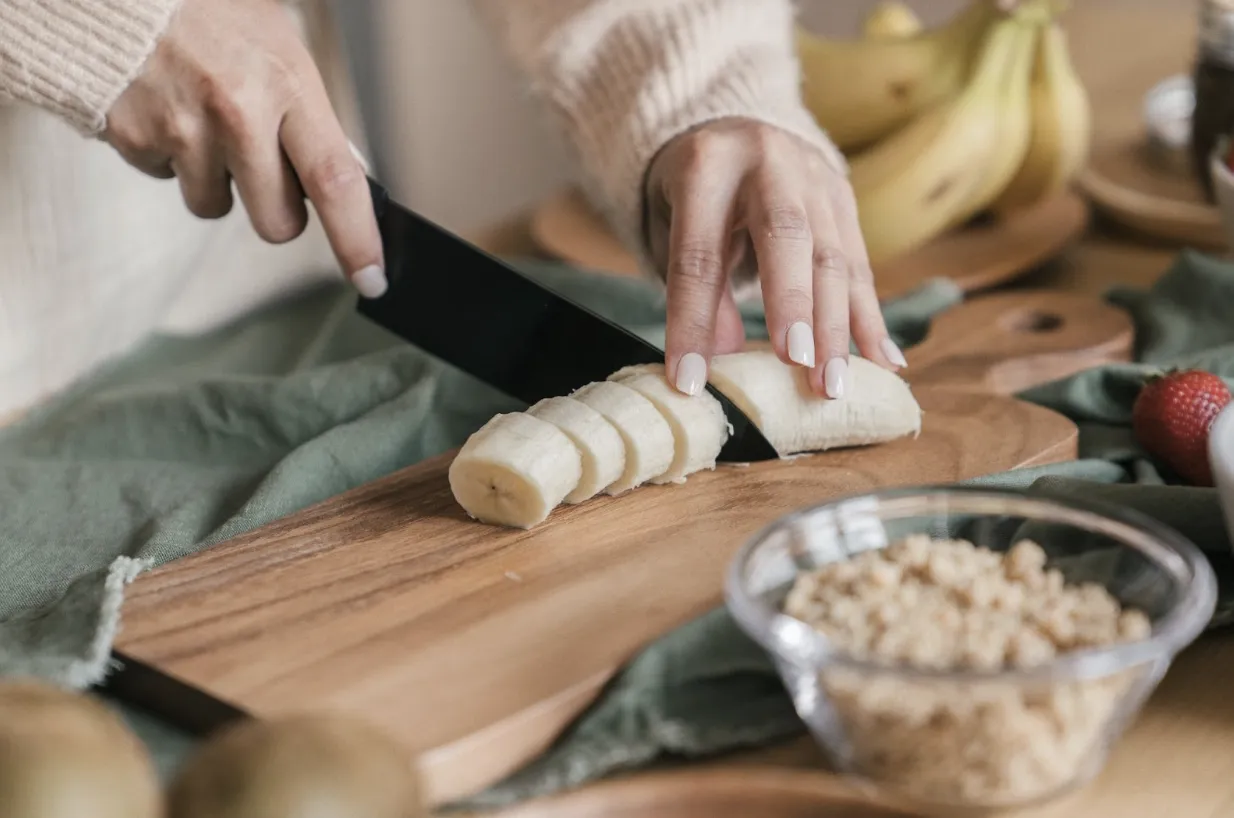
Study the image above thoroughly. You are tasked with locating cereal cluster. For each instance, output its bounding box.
[783,536,1152,806]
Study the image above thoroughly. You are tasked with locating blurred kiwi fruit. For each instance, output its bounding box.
[0,678,162,818]
[167,712,424,818]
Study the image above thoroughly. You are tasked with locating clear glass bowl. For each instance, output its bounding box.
[724,486,1218,816]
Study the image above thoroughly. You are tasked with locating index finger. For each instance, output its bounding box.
[280,82,386,299]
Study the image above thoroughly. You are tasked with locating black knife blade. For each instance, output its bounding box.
[356,178,779,463]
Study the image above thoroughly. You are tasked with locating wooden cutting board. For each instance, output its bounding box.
[108,291,1132,806]
[529,187,1090,302]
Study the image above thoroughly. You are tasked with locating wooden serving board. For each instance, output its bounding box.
[529,187,1090,302]
[109,291,1132,806]
[485,766,915,818]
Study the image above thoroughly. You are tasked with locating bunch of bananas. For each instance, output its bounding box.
[796,0,1091,263]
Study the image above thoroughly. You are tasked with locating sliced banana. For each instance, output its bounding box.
[448,413,582,529]
[608,364,730,483]
[708,351,922,457]
[571,381,675,494]
[528,396,626,504]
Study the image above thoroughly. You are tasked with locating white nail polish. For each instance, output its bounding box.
[881,338,908,368]
[353,265,388,299]
[675,352,707,396]
[786,322,815,367]
[824,357,847,399]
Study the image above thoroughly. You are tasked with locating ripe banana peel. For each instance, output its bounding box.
[862,1,923,39]
[796,0,1002,151]
[847,13,1038,264]
[991,21,1092,214]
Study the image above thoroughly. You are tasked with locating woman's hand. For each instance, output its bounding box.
[644,117,907,399]
[103,0,387,298]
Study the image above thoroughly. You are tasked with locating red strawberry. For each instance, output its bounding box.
[1131,368,1232,486]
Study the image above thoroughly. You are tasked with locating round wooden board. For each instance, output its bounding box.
[529,187,1090,303]
[488,767,915,818]
[1077,136,1227,249]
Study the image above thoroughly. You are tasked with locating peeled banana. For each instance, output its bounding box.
[708,353,922,456]
[862,1,924,39]
[528,396,625,504]
[447,413,582,529]
[796,0,1001,151]
[991,20,1091,213]
[571,381,676,494]
[449,355,924,530]
[847,10,1039,263]
[608,364,730,483]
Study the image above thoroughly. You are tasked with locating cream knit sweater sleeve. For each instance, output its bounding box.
[470,0,848,277]
[0,0,182,134]
[0,0,842,275]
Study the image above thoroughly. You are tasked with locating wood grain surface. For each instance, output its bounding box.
[483,767,917,818]
[530,188,1090,303]
[112,291,1132,805]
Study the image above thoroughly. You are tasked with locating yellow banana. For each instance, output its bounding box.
[796,0,1002,151]
[946,12,1041,227]
[862,1,924,39]
[846,13,1037,264]
[990,20,1092,214]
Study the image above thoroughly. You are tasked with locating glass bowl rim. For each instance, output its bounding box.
[724,484,1219,682]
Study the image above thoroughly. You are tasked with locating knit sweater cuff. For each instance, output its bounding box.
[0,0,182,134]
[507,0,847,282]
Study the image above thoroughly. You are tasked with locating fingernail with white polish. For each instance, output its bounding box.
[881,338,908,368]
[353,265,388,299]
[675,352,707,396]
[786,322,815,367]
[824,357,847,399]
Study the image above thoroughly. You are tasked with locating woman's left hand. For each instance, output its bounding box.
[644,117,907,400]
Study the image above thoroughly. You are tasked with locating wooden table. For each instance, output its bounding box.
[463,3,1234,816]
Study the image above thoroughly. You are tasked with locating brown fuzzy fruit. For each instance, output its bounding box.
[167,712,424,818]
[0,679,162,818]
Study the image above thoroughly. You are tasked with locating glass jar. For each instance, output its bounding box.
[1191,0,1234,200]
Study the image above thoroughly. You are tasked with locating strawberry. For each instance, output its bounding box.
[1131,368,1232,486]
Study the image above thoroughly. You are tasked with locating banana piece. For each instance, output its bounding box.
[847,10,1038,263]
[571,381,675,494]
[862,1,924,39]
[528,396,626,504]
[708,352,922,457]
[608,364,730,483]
[448,413,583,529]
[796,0,1001,151]
[991,20,1092,214]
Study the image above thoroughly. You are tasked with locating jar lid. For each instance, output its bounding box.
[1201,0,1234,62]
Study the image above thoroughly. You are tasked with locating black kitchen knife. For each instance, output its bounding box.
[355,177,779,463]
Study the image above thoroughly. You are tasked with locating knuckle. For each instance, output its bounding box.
[758,205,811,243]
[255,210,308,244]
[186,191,234,220]
[670,243,724,288]
[775,283,812,310]
[813,246,848,280]
[159,110,200,154]
[849,259,875,285]
[302,152,364,202]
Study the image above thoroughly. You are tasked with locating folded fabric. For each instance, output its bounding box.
[457,249,1234,810]
[0,260,958,779]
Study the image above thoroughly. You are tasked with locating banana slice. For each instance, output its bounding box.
[571,381,675,494]
[608,364,730,483]
[708,351,922,457]
[448,413,582,529]
[528,396,626,504]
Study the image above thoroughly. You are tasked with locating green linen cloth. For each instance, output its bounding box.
[1,248,1232,799]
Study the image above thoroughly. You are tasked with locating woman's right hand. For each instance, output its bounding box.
[103,0,388,298]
